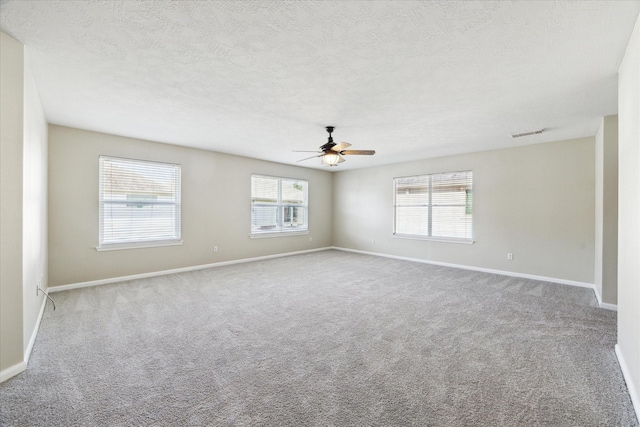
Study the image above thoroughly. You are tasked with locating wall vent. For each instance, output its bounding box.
[510,129,544,138]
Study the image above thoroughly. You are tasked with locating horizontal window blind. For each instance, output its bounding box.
[394,175,430,236]
[251,174,308,235]
[99,156,181,247]
[394,171,472,241]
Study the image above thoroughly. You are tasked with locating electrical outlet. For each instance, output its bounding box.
[507,253,513,260]
[371,239,375,244]
[36,279,41,296]
[213,246,218,253]
[309,236,313,242]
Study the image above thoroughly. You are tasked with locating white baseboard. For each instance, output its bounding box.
[48,245,611,311]
[1,291,47,383]
[332,246,595,290]
[615,344,640,422]
[599,301,618,311]
[593,286,618,311]
[594,286,603,305]
[24,293,48,365]
[49,247,332,293]
[0,361,26,383]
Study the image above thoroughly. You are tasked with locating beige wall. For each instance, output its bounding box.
[22,52,48,355]
[0,33,48,382]
[617,12,640,416]
[48,125,333,287]
[594,115,618,306]
[333,137,595,284]
[0,32,26,379]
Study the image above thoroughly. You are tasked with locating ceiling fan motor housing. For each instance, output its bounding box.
[320,141,336,152]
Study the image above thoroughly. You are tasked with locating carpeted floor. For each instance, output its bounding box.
[0,250,637,426]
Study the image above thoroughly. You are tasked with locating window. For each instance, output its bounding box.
[99,156,181,249]
[251,174,308,236]
[394,171,473,242]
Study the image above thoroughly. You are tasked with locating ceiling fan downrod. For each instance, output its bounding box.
[321,126,336,151]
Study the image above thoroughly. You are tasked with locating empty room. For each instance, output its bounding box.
[1,1,639,425]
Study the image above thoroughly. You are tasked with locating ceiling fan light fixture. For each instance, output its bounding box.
[322,152,341,166]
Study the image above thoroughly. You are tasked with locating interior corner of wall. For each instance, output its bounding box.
[0,361,26,383]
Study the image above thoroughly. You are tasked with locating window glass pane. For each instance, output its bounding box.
[432,172,470,206]
[282,206,307,228]
[282,179,307,205]
[102,158,179,202]
[252,205,279,231]
[102,203,180,243]
[395,176,430,206]
[251,175,308,235]
[395,206,429,235]
[251,176,279,204]
[432,206,472,239]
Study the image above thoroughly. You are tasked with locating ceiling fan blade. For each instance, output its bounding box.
[297,154,323,162]
[331,142,352,152]
[340,150,376,156]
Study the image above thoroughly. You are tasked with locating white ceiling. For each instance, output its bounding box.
[1,1,639,171]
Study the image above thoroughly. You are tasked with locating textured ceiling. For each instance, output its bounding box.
[1,0,639,170]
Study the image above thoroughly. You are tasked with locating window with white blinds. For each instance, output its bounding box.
[99,156,181,249]
[394,171,473,242]
[251,174,308,236]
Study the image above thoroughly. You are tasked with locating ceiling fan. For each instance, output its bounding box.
[294,126,375,166]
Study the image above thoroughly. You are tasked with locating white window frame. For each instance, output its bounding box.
[393,170,473,244]
[98,156,182,251]
[250,174,308,238]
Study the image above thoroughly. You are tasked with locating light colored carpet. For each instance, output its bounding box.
[0,250,637,426]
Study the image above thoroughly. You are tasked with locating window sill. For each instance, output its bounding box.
[250,230,309,239]
[96,240,183,251]
[393,234,475,245]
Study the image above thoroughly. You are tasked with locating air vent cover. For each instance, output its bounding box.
[510,129,544,138]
